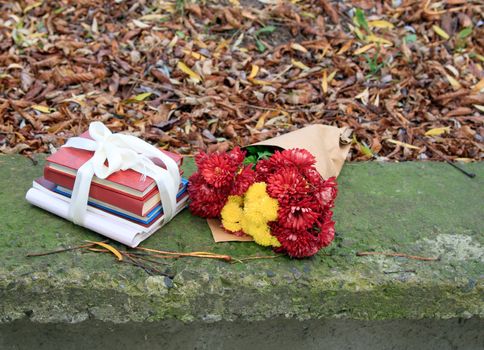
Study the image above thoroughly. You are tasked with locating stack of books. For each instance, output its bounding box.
[26,131,188,247]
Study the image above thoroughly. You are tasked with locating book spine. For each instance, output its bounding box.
[44,167,147,215]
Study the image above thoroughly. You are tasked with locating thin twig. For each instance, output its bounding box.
[87,249,172,276]
[424,142,476,178]
[384,269,417,274]
[86,248,109,253]
[28,242,285,271]
[446,160,476,178]
[234,255,282,262]
[239,103,309,114]
[26,242,105,257]
[136,247,232,261]
[123,253,165,276]
[356,251,439,261]
[142,253,181,259]
[121,259,156,276]
[130,253,172,267]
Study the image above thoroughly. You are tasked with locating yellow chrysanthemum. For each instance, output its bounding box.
[221,201,244,221]
[260,196,279,221]
[245,182,268,202]
[220,183,281,247]
[243,205,266,226]
[222,219,242,232]
[227,195,243,206]
[220,195,244,232]
[241,216,281,247]
[242,183,281,247]
[244,193,278,222]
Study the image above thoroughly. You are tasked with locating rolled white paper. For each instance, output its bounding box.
[26,181,188,247]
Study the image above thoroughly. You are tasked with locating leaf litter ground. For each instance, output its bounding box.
[0,0,482,162]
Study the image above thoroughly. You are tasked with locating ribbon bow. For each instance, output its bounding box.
[63,122,181,225]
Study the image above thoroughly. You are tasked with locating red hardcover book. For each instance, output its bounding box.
[46,131,183,197]
[44,166,185,216]
[44,166,159,216]
[44,131,184,216]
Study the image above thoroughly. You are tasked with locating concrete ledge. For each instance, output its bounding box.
[0,155,482,326]
[1,318,483,350]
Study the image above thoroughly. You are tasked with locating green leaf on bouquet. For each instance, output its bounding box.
[243,146,275,167]
[257,150,273,159]
[243,155,258,166]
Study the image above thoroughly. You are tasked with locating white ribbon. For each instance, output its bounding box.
[63,122,180,225]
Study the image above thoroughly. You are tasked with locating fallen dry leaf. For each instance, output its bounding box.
[425,127,451,137]
[0,0,480,162]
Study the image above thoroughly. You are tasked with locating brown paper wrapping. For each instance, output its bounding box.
[209,124,351,242]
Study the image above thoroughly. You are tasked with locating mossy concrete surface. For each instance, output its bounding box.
[0,155,482,324]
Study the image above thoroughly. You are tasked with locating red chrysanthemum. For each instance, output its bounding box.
[254,159,273,181]
[277,197,320,230]
[302,167,324,186]
[194,151,209,168]
[230,165,256,196]
[315,210,335,247]
[227,146,245,166]
[188,173,229,218]
[271,224,320,258]
[317,177,338,209]
[264,150,286,171]
[198,153,238,188]
[271,209,335,258]
[188,147,248,217]
[300,168,337,209]
[268,148,316,171]
[266,167,309,203]
[194,147,246,188]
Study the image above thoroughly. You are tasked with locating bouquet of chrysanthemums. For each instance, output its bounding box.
[188,144,339,258]
[188,125,350,258]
